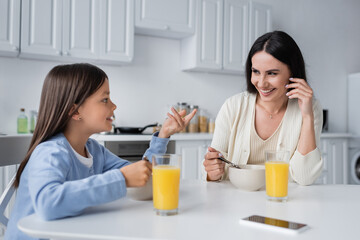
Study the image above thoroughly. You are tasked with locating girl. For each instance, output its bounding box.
[5,63,196,240]
[203,31,323,185]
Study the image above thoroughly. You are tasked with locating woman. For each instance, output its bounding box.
[203,31,323,185]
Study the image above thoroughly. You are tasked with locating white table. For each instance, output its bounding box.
[18,180,360,240]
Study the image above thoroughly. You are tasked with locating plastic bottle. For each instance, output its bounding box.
[30,110,38,133]
[17,108,28,134]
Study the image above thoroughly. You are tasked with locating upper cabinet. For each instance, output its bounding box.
[0,0,20,57]
[20,0,134,64]
[99,0,134,63]
[21,0,63,58]
[181,0,272,75]
[135,0,195,39]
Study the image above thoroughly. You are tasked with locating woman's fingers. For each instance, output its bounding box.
[287,78,313,94]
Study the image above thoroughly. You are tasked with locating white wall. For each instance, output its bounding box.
[1,0,360,134]
[0,36,243,134]
[258,0,360,133]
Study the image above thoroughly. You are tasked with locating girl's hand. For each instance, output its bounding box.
[120,160,152,187]
[203,147,225,181]
[286,78,314,119]
[158,107,197,138]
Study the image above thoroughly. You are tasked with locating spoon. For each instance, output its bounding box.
[217,156,242,169]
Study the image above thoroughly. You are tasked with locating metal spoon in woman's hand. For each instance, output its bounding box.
[217,156,242,169]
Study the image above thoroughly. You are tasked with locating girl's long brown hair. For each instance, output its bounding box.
[14,63,107,188]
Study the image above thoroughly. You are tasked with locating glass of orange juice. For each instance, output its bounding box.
[152,154,181,216]
[265,150,290,202]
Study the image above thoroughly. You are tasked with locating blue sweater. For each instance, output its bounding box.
[5,133,169,240]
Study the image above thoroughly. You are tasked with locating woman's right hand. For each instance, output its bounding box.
[203,147,225,181]
[120,160,152,187]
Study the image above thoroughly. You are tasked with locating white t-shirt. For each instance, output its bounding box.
[70,145,93,168]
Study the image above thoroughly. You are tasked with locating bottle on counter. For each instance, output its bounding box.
[17,108,28,134]
[198,109,208,133]
[188,105,199,133]
[177,102,188,133]
[29,110,38,133]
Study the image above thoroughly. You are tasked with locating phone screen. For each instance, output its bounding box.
[242,215,307,231]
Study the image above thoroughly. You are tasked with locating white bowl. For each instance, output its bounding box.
[228,164,265,191]
[126,177,153,201]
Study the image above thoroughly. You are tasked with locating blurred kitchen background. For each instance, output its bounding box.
[0,0,359,134]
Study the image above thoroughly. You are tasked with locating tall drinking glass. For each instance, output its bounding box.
[265,150,290,202]
[152,154,181,216]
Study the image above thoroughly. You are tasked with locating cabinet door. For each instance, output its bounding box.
[135,0,195,38]
[318,138,349,184]
[196,0,223,70]
[62,0,100,60]
[21,0,62,57]
[99,0,134,63]
[223,0,248,72]
[248,1,272,49]
[0,0,20,57]
[175,140,206,180]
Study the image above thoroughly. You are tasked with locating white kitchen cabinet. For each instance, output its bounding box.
[0,0,20,57]
[21,0,62,58]
[175,140,211,180]
[99,0,134,63]
[181,0,272,74]
[20,0,134,64]
[135,0,195,39]
[248,1,272,49]
[62,0,100,60]
[315,135,350,184]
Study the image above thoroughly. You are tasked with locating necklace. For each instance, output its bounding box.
[257,104,283,119]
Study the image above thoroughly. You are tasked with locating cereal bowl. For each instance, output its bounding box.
[126,177,152,201]
[228,164,265,191]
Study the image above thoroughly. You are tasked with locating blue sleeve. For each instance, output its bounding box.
[27,144,127,221]
[86,139,131,172]
[143,132,170,162]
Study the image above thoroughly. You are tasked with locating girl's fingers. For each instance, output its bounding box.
[170,108,185,127]
[184,109,197,125]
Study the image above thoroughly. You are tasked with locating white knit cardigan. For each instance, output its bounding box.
[205,91,323,186]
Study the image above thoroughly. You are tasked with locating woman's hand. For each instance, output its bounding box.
[286,78,314,119]
[158,107,197,138]
[203,147,225,181]
[120,160,152,187]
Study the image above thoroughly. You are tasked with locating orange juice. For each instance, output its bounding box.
[153,165,181,210]
[265,161,289,198]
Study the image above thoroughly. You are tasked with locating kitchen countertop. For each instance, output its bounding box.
[0,132,354,142]
[18,180,360,240]
[90,132,214,141]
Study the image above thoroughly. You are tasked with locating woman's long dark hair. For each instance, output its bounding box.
[245,31,307,93]
[14,63,108,188]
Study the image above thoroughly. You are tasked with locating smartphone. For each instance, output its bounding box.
[239,215,309,234]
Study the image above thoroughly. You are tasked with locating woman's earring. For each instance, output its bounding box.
[78,117,82,120]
